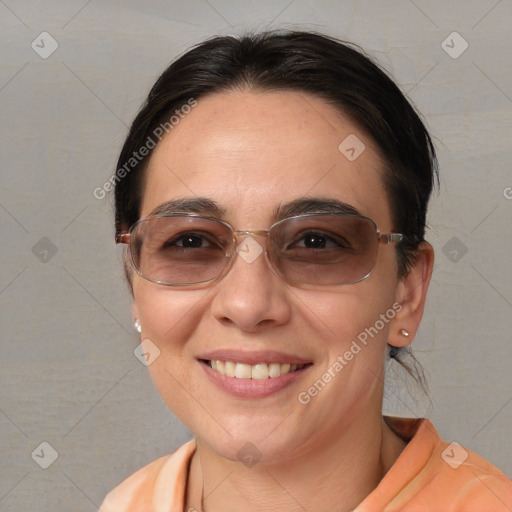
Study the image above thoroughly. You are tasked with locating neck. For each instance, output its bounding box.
[185,414,406,512]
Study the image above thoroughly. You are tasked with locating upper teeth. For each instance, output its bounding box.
[209,360,304,379]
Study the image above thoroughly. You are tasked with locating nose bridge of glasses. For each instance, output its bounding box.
[230,229,271,254]
[229,229,271,257]
[233,229,270,238]
[228,229,270,261]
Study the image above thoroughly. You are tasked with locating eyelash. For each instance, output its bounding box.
[287,231,351,249]
[164,232,223,249]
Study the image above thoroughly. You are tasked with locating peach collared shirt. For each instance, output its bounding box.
[100,418,512,511]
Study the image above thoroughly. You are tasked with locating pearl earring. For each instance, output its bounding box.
[399,328,409,337]
[134,319,141,333]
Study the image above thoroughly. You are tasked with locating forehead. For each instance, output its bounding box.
[141,90,392,228]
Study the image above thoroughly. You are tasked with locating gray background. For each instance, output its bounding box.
[1,1,511,510]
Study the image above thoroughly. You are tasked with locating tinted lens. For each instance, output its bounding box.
[270,215,379,285]
[130,216,232,285]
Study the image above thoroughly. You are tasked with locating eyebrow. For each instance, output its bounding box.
[273,197,361,220]
[148,197,226,218]
[148,196,361,221]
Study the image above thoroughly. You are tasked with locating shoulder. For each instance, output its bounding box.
[359,418,512,511]
[99,439,196,512]
[426,429,512,510]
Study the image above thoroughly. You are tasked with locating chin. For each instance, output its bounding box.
[201,431,305,466]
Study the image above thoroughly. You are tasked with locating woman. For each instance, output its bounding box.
[100,31,512,511]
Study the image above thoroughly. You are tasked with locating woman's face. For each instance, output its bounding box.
[132,90,404,462]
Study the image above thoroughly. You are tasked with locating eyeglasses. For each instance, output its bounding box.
[115,213,403,288]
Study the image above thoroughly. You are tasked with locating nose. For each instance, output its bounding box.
[209,234,292,333]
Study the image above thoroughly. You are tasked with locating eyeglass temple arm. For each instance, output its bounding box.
[380,233,404,244]
[115,233,130,244]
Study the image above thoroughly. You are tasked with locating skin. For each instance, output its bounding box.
[130,90,434,511]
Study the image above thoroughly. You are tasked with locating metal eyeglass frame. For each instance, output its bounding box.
[115,212,404,288]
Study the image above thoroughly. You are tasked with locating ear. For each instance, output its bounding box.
[132,302,140,323]
[389,242,434,347]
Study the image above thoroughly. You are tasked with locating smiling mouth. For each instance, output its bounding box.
[202,360,310,379]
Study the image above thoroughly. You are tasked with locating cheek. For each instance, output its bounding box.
[134,282,209,350]
[297,281,398,394]
[132,283,212,426]
[264,287,399,452]
[302,283,397,347]
[133,283,208,392]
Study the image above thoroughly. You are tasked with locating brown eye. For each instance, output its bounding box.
[165,233,211,248]
[288,231,351,250]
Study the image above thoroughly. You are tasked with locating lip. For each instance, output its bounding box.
[197,349,311,366]
[200,360,312,398]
